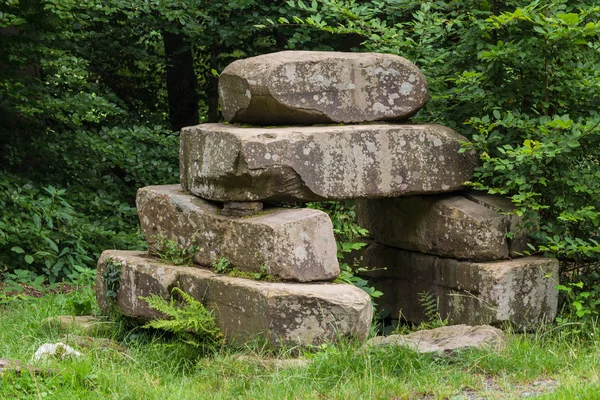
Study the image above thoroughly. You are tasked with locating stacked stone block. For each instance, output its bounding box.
[96,51,558,345]
[354,194,558,330]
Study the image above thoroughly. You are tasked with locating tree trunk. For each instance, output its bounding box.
[163,30,198,131]
[207,46,219,123]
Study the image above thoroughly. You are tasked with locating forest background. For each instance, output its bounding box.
[1,0,599,321]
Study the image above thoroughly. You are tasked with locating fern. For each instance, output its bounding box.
[140,287,223,346]
[419,291,441,325]
[393,291,450,334]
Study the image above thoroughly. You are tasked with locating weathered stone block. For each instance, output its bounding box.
[180,123,478,201]
[137,185,339,282]
[463,191,532,256]
[219,51,428,125]
[355,193,529,260]
[366,325,506,355]
[354,244,558,329]
[96,251,373,347]
[42,316,113,336]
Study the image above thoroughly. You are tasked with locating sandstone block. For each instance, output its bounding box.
[221,201,263,217]
[42,316,113,336]
[366,325,506,355]
[463,191,532,256]
[180,123,478,201]
[219,51,428,125]
[355,193,529,260]
[137,185,339,282]
[96,251,373,347]
[354,244,558,329]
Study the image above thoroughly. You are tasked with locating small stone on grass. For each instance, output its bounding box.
[365,325,506,355]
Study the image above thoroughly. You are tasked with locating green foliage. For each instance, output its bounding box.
[308,201,382,302]
[211,257,233,274]
[141,287,223,347]
[227,265,280,282]
[393,291,450,335]
[102,259,122,301]
[1,0,179,282]
[283,1,600,267]
[5,287,600,398]
[211,258,279,281]
[335,252,383,302]
[307,201,368,243]
[556,264,600,330]
[148,236,199,266]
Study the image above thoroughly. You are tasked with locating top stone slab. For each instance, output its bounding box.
[219,51,428,125]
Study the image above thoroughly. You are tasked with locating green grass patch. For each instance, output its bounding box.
[1,288,600,399]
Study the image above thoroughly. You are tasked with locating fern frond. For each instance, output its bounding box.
[140,287,223,345]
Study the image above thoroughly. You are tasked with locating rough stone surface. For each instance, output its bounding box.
[355,193,529,260]
[42,316,113,336]
[463,191,532,256]
[366,325,506,354]
[96,251,373,347]
[60,335,128,353]
[353,244,558,329]
[137,185,339,282]
[33,343,82,361]
[0,359,56,377]
[221,201,263,217]
[180,123,478,201]
[235,355,311,369]
[219,51,428,125]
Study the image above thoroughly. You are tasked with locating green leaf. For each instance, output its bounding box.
[24,255,34,264]
[557,13,579,26]
[11,246,25,254]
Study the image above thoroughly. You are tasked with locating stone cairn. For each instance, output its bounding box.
[96,51,559,347]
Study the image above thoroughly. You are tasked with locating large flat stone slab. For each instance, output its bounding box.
[137,185,339,282]
[366,325,505,355]
[180,123,478,201]
[356,194,529,260]
[96,251,373,347]
[219,51,428,125]
[353,244,558,329]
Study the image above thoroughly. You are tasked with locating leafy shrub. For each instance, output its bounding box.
[556,264,600,331]
[1,1,179,282]
[308,201,382,301]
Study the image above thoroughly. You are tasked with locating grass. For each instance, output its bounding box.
[1,287,600,399]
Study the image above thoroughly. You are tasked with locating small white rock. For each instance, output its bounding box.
[32,342,83,361]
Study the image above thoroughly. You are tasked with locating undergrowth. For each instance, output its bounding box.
[140,287,224,348]
[147,236,198,266]
[2,287,600,399]
[393,291,450,335]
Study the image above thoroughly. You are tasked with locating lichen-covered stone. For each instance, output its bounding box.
[463,191,533,257]
[180,123,478,201]
[42,316,113,336]
[219,51,428,125]
[353,244,558,330]
[137,185,339,282]
[96,251,372,347]
[355,194,529,260]
[366,325,506,355]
